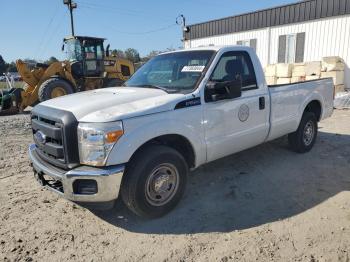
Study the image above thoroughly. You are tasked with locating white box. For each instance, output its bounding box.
[265,64,276,77]
[305,61,321,76]
[292,65,306,77]
[266,76,277,85]
[322,62,345,72]
[291,76,305,83]
[276,78,291,85]
[276,63,293,78]
[321,71,344,85]
[306,75,320,81]
[322,56,343,64]
[334,85,345,94]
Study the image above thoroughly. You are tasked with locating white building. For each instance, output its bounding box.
[184,0,350,89]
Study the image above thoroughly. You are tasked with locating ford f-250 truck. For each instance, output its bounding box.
[29,46,334,218]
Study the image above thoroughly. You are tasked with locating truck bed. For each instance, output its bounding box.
[266,78,334,141]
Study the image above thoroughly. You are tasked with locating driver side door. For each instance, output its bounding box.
[203,51,270,162]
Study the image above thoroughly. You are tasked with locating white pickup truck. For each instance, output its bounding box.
[29,46,334,218]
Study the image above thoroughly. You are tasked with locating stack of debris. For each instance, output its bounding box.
[276,64,293,84]
[321,56,345,93]
[265,64,277,85]
[291,63,306,83]
[264,56,346,95]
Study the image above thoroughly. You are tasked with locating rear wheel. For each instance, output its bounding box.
[288,112,318,153]
[121,145,188,218]
[38,78,74,102]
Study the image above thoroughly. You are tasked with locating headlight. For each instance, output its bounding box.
[77,122,124,166]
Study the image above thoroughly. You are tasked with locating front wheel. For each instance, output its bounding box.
[288,112,318,153]
[38,78,74,102]
[121,145,188,218]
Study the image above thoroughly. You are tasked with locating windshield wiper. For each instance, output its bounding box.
[136,85,179,94]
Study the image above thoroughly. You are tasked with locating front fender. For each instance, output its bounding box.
[106,110,206,168]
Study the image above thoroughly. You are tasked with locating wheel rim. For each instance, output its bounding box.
[51,87,67,98]
[145,163,179,206]
[303,120,315,146]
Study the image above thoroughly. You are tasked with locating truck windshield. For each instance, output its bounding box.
[124,50,215,93]
[64,39,83,62]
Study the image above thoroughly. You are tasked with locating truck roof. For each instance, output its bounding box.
[163,45,254,54]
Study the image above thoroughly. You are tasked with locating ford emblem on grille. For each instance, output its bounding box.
[34,130,47,145]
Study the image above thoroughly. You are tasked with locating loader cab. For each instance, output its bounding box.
[63,36,105,77]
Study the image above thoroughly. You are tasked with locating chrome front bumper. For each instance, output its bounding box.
[28,144,124,204]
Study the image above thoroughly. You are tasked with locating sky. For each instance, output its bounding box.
[0,0,296,62]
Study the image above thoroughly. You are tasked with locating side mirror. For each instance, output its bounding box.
[206,79,242,101]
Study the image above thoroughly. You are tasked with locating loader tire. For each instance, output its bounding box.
[38,78,74,102]
[288,112,318,153]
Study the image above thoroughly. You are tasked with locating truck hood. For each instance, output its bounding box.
[39,87,185,122]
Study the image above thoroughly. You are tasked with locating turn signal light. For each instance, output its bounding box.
[105,130,124,143]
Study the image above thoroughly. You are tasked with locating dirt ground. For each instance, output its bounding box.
[0,110,349,262]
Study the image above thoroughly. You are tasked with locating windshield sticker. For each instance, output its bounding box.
[181,65,205,72]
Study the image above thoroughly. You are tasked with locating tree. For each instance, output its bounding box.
[111,49,125,58]
[6,62,17,72]
[45,56,59,65]
[0,55,6,75]
[23,58,38,65]
[141,50,162,63]
[141,48,178,63]
[124,48,141,63]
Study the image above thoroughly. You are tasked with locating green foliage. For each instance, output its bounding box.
[111,49,125,58]
[0,47,179,75]
[124,48,141,63]
[0,55,6,75]
[141,50,162,63]
[45,56,59,65]
[7,62,17,72]
[23,58,38,65]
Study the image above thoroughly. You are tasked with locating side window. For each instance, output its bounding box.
[121,64,131,76]
[210,51,258,91]
[84,45,96,59]
[96,45,103,60]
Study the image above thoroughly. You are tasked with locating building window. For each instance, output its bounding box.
[278,32,305,63]
[239,40,250,46]
[285,34,296,63]
[237,39,257,52]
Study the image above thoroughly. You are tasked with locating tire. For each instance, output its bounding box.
[121,145,188,218]
[288,112,318,153]
[38,78,74,102]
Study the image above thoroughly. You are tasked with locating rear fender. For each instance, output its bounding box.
[298,93,324,124]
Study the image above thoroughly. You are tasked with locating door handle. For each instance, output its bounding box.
[259,97,265,110]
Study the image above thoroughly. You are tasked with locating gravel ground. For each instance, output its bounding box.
[0,110,349,262]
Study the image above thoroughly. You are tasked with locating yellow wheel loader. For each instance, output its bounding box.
[0,36,134,114]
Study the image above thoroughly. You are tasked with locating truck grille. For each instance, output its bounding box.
[31,105,80,170]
